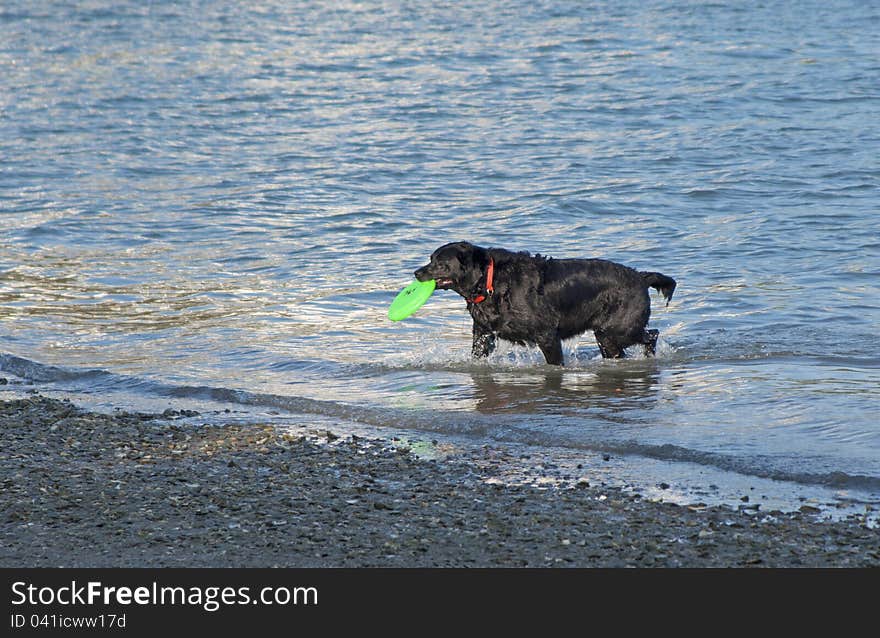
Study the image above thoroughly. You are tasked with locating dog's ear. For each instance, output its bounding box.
[457,244,489,270]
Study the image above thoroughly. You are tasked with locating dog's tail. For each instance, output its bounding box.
[641,272,676,306]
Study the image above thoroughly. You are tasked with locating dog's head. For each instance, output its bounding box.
[414,242,490,295]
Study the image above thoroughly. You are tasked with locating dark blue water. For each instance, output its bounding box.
[2,0,879,516]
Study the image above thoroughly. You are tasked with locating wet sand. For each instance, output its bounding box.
[1,394,877,567]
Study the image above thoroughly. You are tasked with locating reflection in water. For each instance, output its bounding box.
[470,361,662,415]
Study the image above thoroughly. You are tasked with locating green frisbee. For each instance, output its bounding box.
[388,279,436,321]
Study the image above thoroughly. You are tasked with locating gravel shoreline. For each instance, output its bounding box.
[1,394,878,567]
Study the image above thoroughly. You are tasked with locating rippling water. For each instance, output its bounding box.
[2,0,879,514]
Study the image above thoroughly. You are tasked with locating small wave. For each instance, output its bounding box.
[595,441,880,493]
[0,353,113,384]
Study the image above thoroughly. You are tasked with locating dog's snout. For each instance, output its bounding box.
[414,265,430,281]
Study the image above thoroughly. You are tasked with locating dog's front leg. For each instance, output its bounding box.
[537,332,564,366]
[472,323,496,359]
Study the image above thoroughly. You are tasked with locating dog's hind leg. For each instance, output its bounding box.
[641,329,659,357]
[537,332,565,366]
[594,329,625,359]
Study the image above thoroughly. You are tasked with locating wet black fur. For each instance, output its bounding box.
[414,242,676,365]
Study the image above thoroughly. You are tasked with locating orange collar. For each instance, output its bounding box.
[468,257,494,304]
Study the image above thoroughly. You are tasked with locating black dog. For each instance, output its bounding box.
[414,242,676,365]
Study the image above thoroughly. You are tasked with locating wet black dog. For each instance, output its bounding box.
[414,242,676,365]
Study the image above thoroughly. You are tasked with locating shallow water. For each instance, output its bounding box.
[2,0,879,516]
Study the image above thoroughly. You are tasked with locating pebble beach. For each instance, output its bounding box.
[1,394,877,568]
